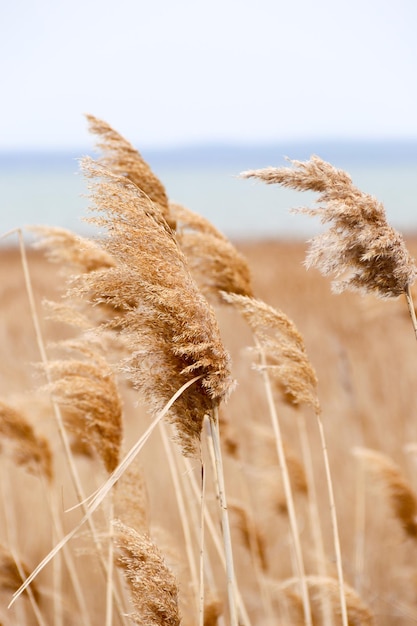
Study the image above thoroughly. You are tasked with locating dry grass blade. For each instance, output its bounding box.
[86,114,174,228]
[353,447,417,539]
[45,340,123,474]
[222,293,319,411]
[76,158,233,455]
[113,519,181,626]
[0,400,53,481]
[241,156,416,299]
[171,202,254,299]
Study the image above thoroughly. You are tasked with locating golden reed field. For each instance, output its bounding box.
[2,117,417,626]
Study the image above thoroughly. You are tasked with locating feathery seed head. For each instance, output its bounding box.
[223,293,319,411]
[241,156,416,298]
[0,400,53,482]
[76,159,233,455]
[46,340,123,473]
[30,225,116,273]
[171,201,254,299]
[113,519,181,626]
[354,447,417,539]
[86,114,175,229]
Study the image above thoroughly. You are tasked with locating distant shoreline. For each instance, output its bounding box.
[1,138,417,169]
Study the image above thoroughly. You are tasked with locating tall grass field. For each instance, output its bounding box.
[1,116,417,626]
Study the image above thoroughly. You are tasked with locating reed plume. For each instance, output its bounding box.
[86,114,175,229]
[0,400,53,482]
[222,293,319,411]
[30,226,115,273]
[45,339,123,473]
[112,519,181,626]
[229,500,268,572]
[241,156,416,299]
[279,576,374,625]
[353,447,417,539]
[171,201,254,299]
[115,461,150,533]
[0,544,39,603]
[75,158,233,456]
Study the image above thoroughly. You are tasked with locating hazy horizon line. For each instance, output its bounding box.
[1,137,416,167]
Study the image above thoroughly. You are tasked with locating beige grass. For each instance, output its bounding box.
[2,122,417,626]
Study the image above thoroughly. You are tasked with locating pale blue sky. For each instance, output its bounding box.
[1,0,417,150]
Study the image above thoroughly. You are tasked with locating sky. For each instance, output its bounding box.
[1,0,417,151]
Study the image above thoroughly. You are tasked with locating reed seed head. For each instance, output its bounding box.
[223,293,319,412]
[242,156,416,298]
[0,400,53,482]
[113,519,181,626]
[46,340,123,473]
[172,202,254,300]
[354,447,417,539]
[75,159,233,455]
[86,114,175,229]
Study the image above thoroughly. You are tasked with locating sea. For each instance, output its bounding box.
[0,140,416,244]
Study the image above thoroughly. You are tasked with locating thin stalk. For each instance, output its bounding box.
[16,229,128,625]
[257,342,312,626]
[405,284,417,341]
[207,409,238,626]
[10,374,203,606]
[158,421,199,610]
[199,457,206,626]
[314,410,348,626]
[0,471,48,626]
[106,497,114,626]
[296,412,334,626]
[353,458,366,594]
[183,455,252,626]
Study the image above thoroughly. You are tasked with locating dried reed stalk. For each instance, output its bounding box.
[353,447,417,539]
[241,156,416,299]
[112,519,181,626]
[15,229,129,625]
[86,114,175,228]
[76,158,233,456]
[223,293,349,626]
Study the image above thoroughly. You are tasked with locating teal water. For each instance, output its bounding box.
[0,142,416,243]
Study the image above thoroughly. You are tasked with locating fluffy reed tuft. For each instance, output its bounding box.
[279,575,374,625]
[75,158,233,455]
[30,226,116,273]
[171,201,254,299]
[86,114,175,228]
[112,519,181,626]
[229,500,268,571]
[45,340,123,473]
[353,447,417,539]
[0,400,53,482]
[0,545,39,603]
[115,461,150,533]
[241,156,416,298]
[222,293,319,411]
